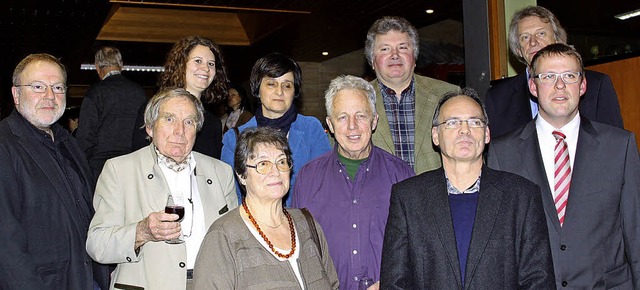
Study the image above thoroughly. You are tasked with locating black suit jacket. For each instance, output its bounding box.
[485,70,623,138]
[487,118,640,289]
[381,166,556,289]
[76,73,147,178]
[0,111,109,290]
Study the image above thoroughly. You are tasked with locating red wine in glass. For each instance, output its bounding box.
[164,205,185,222]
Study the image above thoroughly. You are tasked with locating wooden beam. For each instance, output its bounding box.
[488,0,507,80]
[97,6,251,45]
[109,0,311,14]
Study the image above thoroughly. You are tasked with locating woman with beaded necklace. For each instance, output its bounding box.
[194,127,339,289]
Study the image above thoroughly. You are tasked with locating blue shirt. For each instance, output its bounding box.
[221,115,331,206]
[292,146,415,289]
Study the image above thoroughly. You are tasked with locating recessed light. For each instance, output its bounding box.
[426,9,434,14]
[615,8,640,20]
[322,52,329,56]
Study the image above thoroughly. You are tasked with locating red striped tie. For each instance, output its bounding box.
[552,130,571,226]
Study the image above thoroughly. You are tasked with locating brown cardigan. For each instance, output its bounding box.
[193,207,339,289]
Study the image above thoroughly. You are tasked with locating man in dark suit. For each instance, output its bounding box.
[0,54,108,289]
[381,88,555,289]
[76,46,147,179]
[485,6,623,138]
[488,43,640,289]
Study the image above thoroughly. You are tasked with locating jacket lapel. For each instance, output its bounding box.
[144,146,171,211]
[428,169,463,287]
[563,118,598,227]
[518,122,561,231]
[371,80,395,154]
[463,168,501,289]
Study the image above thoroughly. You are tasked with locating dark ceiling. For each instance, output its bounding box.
[2,0,639,115]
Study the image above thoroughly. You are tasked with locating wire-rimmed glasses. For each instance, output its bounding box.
[436,118,486,129]
[14,81,67,94]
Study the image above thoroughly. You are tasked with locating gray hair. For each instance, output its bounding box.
[234,126,293,197]
[143,88,205,132]
[13,53,67,86]
[508,6,567,65]
[365,16,419,66]
[324,75,377,117]
[95,46,123,68]
[432,87,489,127]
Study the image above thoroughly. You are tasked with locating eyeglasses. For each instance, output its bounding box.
[436,118,486,129]
[15,82,67,94]
[533,72,582,85]
[246,158,292,175]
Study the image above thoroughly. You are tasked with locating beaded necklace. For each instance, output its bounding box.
[242,200,296,259]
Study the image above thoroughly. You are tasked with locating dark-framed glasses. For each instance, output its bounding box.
[246,158,292,174]
[437,118,486,129]
[15,82,67,94]
[533,72,582,85]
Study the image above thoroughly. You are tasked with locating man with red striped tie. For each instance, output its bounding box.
[488,43,640,289]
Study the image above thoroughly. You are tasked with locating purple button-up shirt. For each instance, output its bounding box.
[292,146,415,289]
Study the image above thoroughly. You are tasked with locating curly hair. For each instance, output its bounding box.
[158,36,229,104]
[508,6,567,65]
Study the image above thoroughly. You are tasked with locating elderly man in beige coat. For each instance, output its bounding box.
[86,88,237,290]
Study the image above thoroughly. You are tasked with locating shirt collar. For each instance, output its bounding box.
[445,172,481,195]
[102,70,121,80]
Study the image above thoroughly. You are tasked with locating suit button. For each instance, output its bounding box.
[84,259,90,265]
[561,281,568,287]
[148,174,154,179]
[207,179,212,184]
[126,257,132,262]
[560,244,567,251]
[179,262,186,268]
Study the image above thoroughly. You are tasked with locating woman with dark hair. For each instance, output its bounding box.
[133,36,229,158]
[194,126,339,289]
[224,83,253,132]
[221,52,332,206]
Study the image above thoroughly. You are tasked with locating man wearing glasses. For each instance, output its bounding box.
[488,43,640,289]
[381,88,555,289]
[0,54,109,289]
[485,6,623,138]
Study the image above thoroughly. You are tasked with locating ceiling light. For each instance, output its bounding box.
[426,9,434,14]
[322,52,329,56]
[615,8,640,20]
[80,63,165,72]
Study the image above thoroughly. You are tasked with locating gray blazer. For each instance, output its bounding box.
[86,145,238,290]
[487,118,640,289]
[381,167,555,289]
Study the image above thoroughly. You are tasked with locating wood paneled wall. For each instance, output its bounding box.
[587,56,640,150]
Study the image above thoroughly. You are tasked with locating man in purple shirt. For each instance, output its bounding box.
[293,75,414,290]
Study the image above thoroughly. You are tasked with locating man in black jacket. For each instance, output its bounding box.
[0,53,108,289]
[485,6,623,138]
[76,46,147,179]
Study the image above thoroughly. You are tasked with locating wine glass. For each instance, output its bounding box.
[164,193,185,244]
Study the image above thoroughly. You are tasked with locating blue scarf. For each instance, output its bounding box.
[255,104,298,135]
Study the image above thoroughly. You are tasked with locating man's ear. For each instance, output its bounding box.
[11,86,20,106]
[145,125,153,139]
[325,117,335,134]
[432,126,440,146]
[528,77,539,98]
[579,75,587,96]
[371,113,379,131]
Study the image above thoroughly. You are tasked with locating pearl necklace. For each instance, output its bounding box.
[242,199,296,259]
